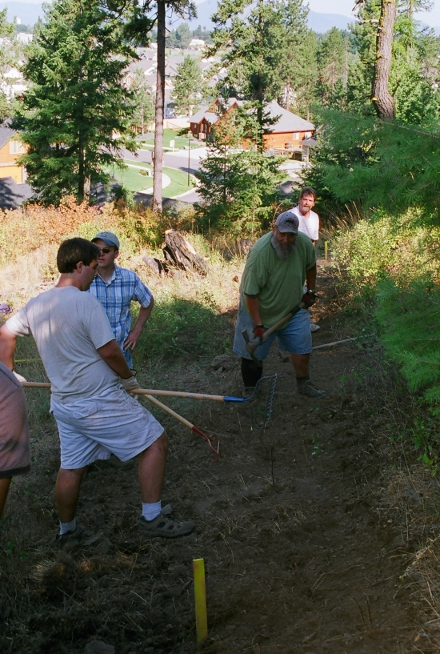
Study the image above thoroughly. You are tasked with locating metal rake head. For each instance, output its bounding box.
[244,374,278,430]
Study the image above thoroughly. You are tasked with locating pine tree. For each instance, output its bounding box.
[210,0,288,151]
[172,55,204,116]
[131,68,155,135]
[17,0,138,205]
[123,1,196,211]
[0,9,24,120]
[316,28,349,109]
[277,0,318,118]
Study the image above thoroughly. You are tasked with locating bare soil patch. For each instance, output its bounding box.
[1,259,438,653]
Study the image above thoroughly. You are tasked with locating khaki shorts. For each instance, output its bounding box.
[51,388,164,469]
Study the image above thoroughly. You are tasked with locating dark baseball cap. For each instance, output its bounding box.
[92,231,120,249]
[274,211,299,234]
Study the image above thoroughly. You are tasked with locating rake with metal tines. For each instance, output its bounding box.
[131,375,278,431]
[21,375,278,455]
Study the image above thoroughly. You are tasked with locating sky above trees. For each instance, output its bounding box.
[195,0,440,27]
[9,0,440,27]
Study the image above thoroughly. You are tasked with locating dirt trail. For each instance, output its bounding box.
[0,259,428,653]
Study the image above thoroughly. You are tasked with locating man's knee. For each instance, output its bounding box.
[143,430,168,456]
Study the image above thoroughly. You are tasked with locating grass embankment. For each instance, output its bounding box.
[110,159,194,197]
[137,128,199,150]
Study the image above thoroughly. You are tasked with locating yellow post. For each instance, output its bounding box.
[324,241,328,260]
[193,558,208,644]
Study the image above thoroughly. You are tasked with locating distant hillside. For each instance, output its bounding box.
[1,0,438,36]
[181,1,440,35]
[308,10,353,32]
[175,1,355,34]
[0,2,45,27]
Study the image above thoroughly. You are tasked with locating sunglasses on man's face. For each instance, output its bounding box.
[98,248,112,254]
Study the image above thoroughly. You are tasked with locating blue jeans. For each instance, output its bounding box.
[233,303,312,361]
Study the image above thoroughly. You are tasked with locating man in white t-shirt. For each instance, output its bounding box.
[0,238,194,542]
[291,186,319,245]
[291,187,320,332]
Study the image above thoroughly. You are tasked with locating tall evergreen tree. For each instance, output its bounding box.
[131,68,155,135]
[172,55,204,116]
[211,0,290,151]
[123,1,196,211]
[0,9,24,121]
[277,0,318,118]
[371,0,397,118]
[316,27,349,108]
[17,0,138,205]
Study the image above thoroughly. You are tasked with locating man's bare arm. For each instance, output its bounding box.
[97,339,133,378]
[305,265,317,292]
[124,299,154,351]
[245,295,263,326]
[0,324,18,370]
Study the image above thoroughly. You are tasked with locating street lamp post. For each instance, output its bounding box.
[188,133,191,186]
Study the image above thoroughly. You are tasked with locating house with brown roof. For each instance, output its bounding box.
[189,98,315,157]
[0,126,27,184]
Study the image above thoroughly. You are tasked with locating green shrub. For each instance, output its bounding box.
[376,278,440,417]
[332,212,440,295]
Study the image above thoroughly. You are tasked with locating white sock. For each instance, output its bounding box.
[142,501,161,521]
[59,518,76,535]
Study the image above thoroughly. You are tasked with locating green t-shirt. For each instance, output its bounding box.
[240,231,316,328]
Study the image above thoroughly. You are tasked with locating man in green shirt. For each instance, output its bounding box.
[233,211,326,398]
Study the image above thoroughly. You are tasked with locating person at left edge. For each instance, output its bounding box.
[0,362,30,519]
[88,231,154,368]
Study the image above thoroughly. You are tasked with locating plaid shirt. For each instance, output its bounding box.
[88,265,152,366]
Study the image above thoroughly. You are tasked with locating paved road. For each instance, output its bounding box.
[121,145,207,203]
[122,145,305,205]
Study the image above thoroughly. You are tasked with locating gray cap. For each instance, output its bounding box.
[92,231,120,249]
[274,211,299,234]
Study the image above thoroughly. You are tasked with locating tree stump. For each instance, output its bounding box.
[142,255,169,277]
[163,229,208,275]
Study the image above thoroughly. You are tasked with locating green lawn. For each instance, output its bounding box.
[112,160,195,197]
[138,128,198,150]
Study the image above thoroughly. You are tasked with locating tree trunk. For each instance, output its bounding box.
[153,0,166,211]
[78,136,84,203]
[371,0,396,119]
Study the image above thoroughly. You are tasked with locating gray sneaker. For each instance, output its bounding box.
[297,379,326,398]
[55,524,86,547]
[139,510,195,539]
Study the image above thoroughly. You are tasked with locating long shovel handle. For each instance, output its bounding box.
[21,382,244,404]
[21,382,220,459]
[140,393,220,461]
[244,301,305,355]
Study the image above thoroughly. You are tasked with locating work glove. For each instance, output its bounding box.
[301,290,316,309]
[13,370,27,384]
[253,324,265,341]
[119,375,141,393]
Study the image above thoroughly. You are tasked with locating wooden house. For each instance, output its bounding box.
[0,126,27,184]
[189,98,315,157]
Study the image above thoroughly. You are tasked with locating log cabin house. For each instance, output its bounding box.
[189,98,315,157]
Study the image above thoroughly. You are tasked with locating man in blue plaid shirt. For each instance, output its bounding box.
[89,231,154,368]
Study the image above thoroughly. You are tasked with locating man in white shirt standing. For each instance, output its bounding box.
[291,187,320,332]
[0,238,194,542]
